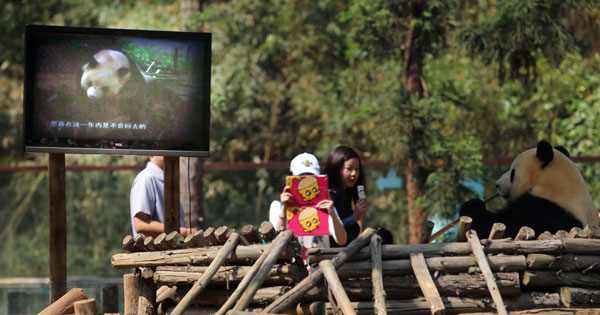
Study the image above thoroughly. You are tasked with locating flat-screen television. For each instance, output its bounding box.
[24,25,211,157]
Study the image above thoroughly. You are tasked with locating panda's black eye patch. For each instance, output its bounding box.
[510,169,515,182]
[117,67,129,79]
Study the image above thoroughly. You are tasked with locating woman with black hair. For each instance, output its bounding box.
[324,146,369,246]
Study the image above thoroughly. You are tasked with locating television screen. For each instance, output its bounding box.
[23,25,211,157]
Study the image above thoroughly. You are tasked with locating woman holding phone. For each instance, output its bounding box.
[324,146,368,246]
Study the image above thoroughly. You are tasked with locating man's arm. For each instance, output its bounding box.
[133,212,195,237]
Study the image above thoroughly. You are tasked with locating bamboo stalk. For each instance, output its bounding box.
[467,230,507,315]
[170,232,241,315]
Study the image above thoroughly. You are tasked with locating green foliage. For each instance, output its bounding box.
[460,0,595,86]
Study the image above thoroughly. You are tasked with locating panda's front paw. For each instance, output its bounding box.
[459,198,486,218]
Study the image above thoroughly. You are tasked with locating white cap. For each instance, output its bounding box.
[290,153,320,175]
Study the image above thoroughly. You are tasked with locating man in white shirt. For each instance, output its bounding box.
[130,156,196,237]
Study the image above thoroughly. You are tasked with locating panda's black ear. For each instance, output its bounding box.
[554,146,570,158]
[87,56,99,69]
[536,140,554,168]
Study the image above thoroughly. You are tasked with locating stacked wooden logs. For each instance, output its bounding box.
[301,218,600,314]
[112,221,307,314]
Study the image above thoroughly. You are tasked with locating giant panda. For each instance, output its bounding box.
[77,49,183,140]
[80,49,138,99]
[460,140,599,238]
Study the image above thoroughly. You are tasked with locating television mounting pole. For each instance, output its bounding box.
[164,156,181,234]
[48,153,67,302]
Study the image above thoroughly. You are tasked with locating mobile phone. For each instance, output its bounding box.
[357,185,366,199]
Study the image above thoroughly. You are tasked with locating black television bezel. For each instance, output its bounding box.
[23,24,211,157]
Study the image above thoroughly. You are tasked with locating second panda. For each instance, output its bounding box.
[460,140,599,238]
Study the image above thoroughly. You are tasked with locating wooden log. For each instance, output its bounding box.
[74,298,98,315]
[522,270,600,288]
[39,287,88,315]
[122,235,137,252]
[370,235,387,315]
[173,285,292,305]
[555,230,569,239]
[137,267,156,315]
[297,301,324,315]
[165,231,187,249]
[562,238,600,254]
[154,263,307,285]
[306,239,563,264]
[170,232,241,315]
[419,220,434,244]
[233,230,295,312]
[526,253,600,272]
[467,230,508,315]
[241,224,261,244]
[536,231,556,240]
[215,225,230,244]
[156,285,176,303]
[263,227,377,313]
[456,216,472,242]
[259,221,277,242]
[319,293,559,314]
[569,227,589,239]
[111,242,296,268]
[320,260,357,315]
[303,273,521,301]
[515,226,535,241]
[488,223,506,240]
[335,255,526,278]
[183,232,199,248]
[215,230,287,315]
[134,233,149,251]
[203,227,219,246]
[188,229,210,247]
[143,236,159,251]
[410,253,444,315]
[559,287,600,307]
[123,273,139,315]
[584,224,600,239]
[153,233,172,250]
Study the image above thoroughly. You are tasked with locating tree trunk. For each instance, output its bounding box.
[403,1,427,244]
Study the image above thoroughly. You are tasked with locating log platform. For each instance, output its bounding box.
[110,220,600,314]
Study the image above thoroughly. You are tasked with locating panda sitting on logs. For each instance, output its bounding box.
[460,140,600,238]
